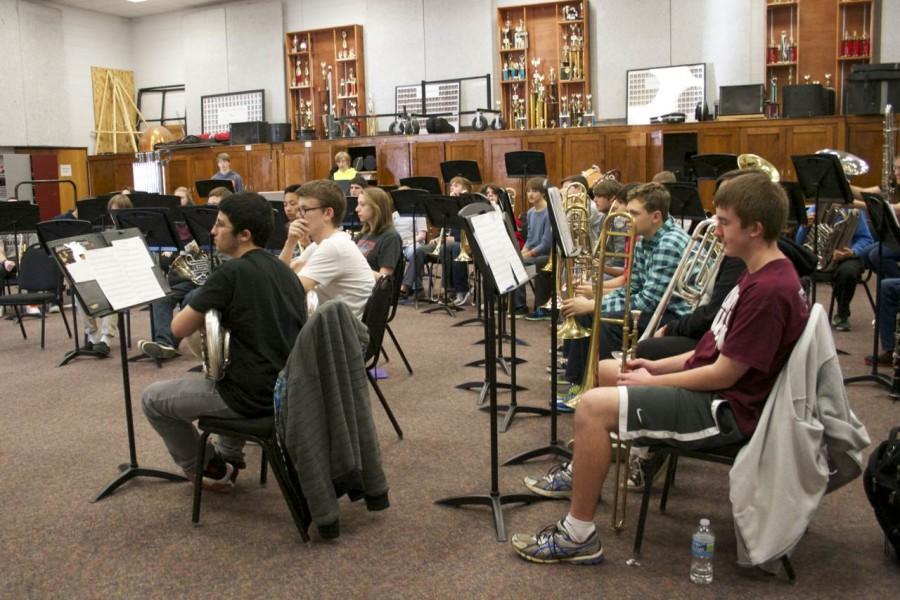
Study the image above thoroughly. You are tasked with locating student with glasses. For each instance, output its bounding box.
[280,180,373,318]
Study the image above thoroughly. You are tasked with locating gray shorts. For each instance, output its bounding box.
[617,385,745,451]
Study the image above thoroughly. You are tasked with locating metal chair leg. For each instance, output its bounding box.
[40,301,47,349]
[192,430,212,524]
[260,448,268,485]
[386,324,413,375]
[659,454,678,513]
[368,371,403,439]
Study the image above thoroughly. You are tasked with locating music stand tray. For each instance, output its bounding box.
[399,177,442,195]
[195,179,235,198]
[691,154,739,179]
[440,160,482,185]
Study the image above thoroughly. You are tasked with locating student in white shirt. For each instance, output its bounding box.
[280,179,373,318]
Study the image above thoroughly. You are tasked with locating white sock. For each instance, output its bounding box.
[563,513,596,542]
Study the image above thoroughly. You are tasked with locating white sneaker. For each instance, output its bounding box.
[453,291,472,306]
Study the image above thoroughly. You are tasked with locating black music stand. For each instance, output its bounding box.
[440,160,482,186]
[792,153,853,305]
[420,195,465,316]
[265,204,289,252]
[111,208,184,367]
[195,179,234,198]
[36,219,103,366]
[505,151,547,181]
[845,192,898,393]
[399,177,442,195]
[664,182,706,228]
[391,188,430,307]
[0,202,39,255]
[46,228,186,501]
[690,154,739,179]
[434,202,551,541]
[76,198,111,230]
[343,196,362,234]
[505,183,574,465]
[453,192,490,329]
[180,206,218,253]
[132,194,183,220]
[780,182,810,230]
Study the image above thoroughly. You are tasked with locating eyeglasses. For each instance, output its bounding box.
[297,206,324,216]
[212,220,232,230]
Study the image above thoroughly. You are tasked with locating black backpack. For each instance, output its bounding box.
[864,426,900,561]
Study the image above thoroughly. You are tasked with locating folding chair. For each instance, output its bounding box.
[381,253,413,375]
[0,243,71,348]
[362,275,403,439]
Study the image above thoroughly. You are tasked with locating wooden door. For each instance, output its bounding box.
[411,142,445,178]
[282,144,309,185]
[740,126,788,177]
[523,134,561,184]
[444,140,485,183]
[786,124,838,179]
[483,136,522,209]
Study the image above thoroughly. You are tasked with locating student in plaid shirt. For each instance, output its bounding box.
[558,183,690,406]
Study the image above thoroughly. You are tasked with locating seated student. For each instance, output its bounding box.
[355,187,402,278]
[282,180,373,318]
[78,193,133,356]
[331,151,357,181]
[591,179,622,232]
[482,183,525,248]
[393,187,430,300]
[796,203,873,331]
[174,186,194,207]
[868,277,900,367]
[558,182,691,406]
[512,170,809,564]
[513,178,553,320]
[211,153,244,192]
[141,192,306,490]
[651,170,677,184]
[349,175,367,198]
[139,188,234,360]
[854,153,900,277]
[283,183,301,222]
[408,176,472,306]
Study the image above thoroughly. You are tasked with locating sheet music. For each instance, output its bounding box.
[469,210,528,293]
[547,186,576,257]
[111,237,154,268]
[84,245,165,311]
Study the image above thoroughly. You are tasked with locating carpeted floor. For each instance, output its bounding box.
[2,285,900,599]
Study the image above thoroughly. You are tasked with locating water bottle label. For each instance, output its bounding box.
[692,538,714,559]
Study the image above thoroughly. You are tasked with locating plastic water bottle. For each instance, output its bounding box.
[690,518,715,584]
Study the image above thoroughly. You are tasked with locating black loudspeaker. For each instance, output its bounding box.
[230,121,269,144]
[782,85,835,118]
[718,84,765,116]
[269,123,291,142]
[844,64,900,115]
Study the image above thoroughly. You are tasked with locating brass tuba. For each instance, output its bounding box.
[640,218,725,341]
[737,153,780,182]
[566,209,639,532]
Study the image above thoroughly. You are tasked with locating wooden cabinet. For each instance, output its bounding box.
[741,126,788,175]
[376,140,410,185]
[285,25,365,140]
[563,132,604,178]
[282,145,309,185]
[698,128,740,155]
[524,134,562,186]
[496,1,592,131]
[411,142,445,180]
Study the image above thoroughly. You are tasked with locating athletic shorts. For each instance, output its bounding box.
[617,386,746,451]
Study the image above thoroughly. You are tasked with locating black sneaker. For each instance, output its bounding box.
[139,339,179,360]
[91,341,110,357]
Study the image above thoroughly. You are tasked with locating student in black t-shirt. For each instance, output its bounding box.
[355,187,402,278]
[141,193,306,492]
[510,170,809,565]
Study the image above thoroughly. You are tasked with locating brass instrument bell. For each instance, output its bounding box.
[815,148,870,179]
[737,153,781,183]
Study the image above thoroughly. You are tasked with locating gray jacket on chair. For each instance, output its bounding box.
[277,299,389,533]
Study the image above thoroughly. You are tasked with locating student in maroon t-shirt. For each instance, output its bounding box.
[510,170,809,565]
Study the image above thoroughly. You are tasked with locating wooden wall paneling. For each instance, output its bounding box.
[114,157,134,192]
[846,115,900,190]
[411,141,445,179]
[375,140,410,185]
[645,130,664,179]
[563,132,605,179]
[311,142,334,180]
[444,140,485,182]
[282,144,309,185]
[604,132,646,184]
[166,155,191,195]
[740,125,788,176]
[523,134,561,184]
[698,128,739,155]
[56,148,89,207]
[483,136,523,209]
[798,1,837,94]
[786,124,838,179]
[247,145,278,192]
[87,156,116,196]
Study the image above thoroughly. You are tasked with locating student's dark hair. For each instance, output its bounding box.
[562,174,592,197]
[713,170,787,242]
[592,179,622,199]
[616,183,639,202]
[208,186,233,200]
[627,182,671,220]
[284,183,302,195]
[217,192,274,247]
[651,170,677,184]
[525,177,547,195]
[297,179,346,226]
[481,184,505,198]
[350,174,368,188]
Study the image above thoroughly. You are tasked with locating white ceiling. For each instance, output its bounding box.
[51,1,226,19]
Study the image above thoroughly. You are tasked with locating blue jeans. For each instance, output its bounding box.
[407,241,469,294]
[860,242,900,279]
[152,280,198,347]
[879,278,900,352]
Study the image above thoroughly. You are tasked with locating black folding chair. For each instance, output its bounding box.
[0,243,71,348]
[362,275,403,439]
[381,253,413,375]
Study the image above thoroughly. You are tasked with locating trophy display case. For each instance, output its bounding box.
[285,24,366,140]
[496,1,592,130]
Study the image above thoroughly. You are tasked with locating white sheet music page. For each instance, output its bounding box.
[469,210,528,294]
[548,187,576,257]
[85,242,165,311]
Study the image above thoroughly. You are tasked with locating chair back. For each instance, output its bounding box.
[19,244,62,293]
[386,253,405,323]
[362,275,394,366]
